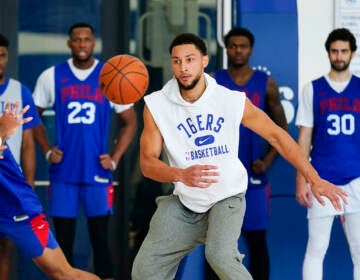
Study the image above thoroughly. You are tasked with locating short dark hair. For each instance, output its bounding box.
[169,33,207,55]
[224,27,255,48]
[0,33,9,48]
[68,22,94,36]
[325,28,357,52]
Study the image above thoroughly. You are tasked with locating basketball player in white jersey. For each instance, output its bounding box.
[0,33,41,279]
[131,33,347,280]
[296,28,360,280]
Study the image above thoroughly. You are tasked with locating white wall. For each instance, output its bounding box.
[298,0,334,93]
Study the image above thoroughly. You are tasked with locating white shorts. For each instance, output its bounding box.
[307,177,360,219]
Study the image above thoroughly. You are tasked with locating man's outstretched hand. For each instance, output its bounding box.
[310,178,347,211]
[0,101,33,157]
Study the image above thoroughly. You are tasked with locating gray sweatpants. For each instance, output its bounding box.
[132,193,252,280]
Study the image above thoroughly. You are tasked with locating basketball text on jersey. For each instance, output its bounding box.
[176,113,230,161]
[185,145,229,161]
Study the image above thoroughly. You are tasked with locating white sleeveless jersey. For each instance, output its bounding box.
[0,79,23,162]
[144,73,248,212]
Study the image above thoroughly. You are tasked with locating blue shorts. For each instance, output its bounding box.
[49,182,114,217]
[242,183,270,231]
[0,214,58,258]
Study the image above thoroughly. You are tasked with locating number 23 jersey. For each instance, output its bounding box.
[33,59,127,184]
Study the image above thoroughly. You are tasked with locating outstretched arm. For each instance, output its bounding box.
[0,102,33,158]
[0,102,33,140]
[241,97,346,210]
[140,105,218,188]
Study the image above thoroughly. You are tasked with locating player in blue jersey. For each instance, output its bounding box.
[131,32,346,280]
[0,33,41,279]
[211,27,287,280]
[0,102,100,280]
[33,22,137,280]
[296,28,360,280]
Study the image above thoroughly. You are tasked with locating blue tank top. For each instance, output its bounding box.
[311,75,360,185]
[214,70,269,186]
[0,147,43,222]
[51,61,113,184]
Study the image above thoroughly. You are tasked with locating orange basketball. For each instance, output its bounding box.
[99,54,149,104]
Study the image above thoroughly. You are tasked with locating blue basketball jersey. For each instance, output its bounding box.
[311,75,360,185]
[50,61,113,184]
[0,147,43,223]
[214,70,269,186]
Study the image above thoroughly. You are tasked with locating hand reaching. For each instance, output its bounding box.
[310,178,347,211]
[0,101,33,139]
[0,102,33,158]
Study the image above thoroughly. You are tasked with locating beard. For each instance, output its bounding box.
[331,60,351,72]
[176,74,201,90]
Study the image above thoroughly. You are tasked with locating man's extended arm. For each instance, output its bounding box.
[241,97,346,210]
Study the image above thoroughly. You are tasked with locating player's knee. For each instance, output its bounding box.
[205,243,239,269]
[131,259,146,280]
[205,244,221,266]
[349,243,360,264]
[205,245,246,279]
[306,241,329,258]
[131,251,155,280]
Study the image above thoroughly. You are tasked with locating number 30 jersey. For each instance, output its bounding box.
[298,75,360,185]
[33,59,129,184]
